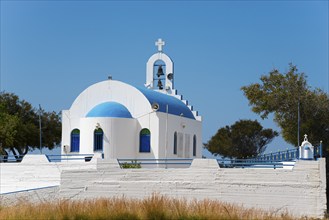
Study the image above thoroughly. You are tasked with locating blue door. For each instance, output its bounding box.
[71,129,80,152]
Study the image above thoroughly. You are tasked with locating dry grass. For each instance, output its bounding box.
[0,194,308,220]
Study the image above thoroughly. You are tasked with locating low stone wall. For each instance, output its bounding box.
[0,155,98,194]
[60,158,326,218]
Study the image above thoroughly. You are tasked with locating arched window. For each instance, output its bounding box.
[140,128,151,152]
[94,128,103,152]
[193,135,197,157]
[173,132,177,155]
[70,129,80,152]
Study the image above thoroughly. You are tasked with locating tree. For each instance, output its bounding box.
[0,92,61,161]
[0,105,19,160]
[205,120,278,158]
[241,64,329,147]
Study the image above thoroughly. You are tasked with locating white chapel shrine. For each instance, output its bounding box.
[61,39,202,160]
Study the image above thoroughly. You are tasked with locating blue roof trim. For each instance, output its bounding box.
[86,102,133,118]
[135,87,195,120]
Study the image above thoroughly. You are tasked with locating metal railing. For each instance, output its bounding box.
[0,155,25,163]
[0,142,323,167]
[46,154,94,162]
[253,149,299,162]
[117,158,193,167]
[250,142,323,162]
[0,154,94,163]
[216,159,293,169]
[117,158,293,169]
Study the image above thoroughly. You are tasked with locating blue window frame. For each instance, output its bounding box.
[94,128,103,152]
[173,132,177,155]
[70,129,80,152]
[193,135,197,157]
[139,128,151,153]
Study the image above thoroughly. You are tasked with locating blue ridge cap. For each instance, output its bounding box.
[135,86,195,120]
[86,101,133,118]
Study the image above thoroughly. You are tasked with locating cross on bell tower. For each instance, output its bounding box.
[304,134,308,142]
[155,38,165,52]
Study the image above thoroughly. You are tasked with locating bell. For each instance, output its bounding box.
[157,79,163,90]
[157,65,164,78]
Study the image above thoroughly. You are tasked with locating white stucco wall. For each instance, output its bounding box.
[157,112,202,159]
[59,158,326,218]
[78,117,137,158]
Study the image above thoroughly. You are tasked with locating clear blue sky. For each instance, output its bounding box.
[1,1,328,155]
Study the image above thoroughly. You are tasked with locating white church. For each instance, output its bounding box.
[61,39,202,160]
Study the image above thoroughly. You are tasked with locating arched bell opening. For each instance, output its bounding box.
[153,60,166,90]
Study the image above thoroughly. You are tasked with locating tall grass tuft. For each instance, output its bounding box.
[0,194,301,220]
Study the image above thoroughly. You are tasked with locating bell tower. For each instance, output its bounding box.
[145,39,174,94]
[145,38,202,121]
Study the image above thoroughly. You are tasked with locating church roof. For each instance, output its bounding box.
[135,87,195,119]
[86,101,133,118]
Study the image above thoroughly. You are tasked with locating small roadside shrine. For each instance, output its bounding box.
[299,134,315,160]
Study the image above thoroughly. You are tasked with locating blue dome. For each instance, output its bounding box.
[86,102,133,118]
[135,87,195,120]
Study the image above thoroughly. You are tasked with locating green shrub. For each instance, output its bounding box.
[120,160,141,169]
